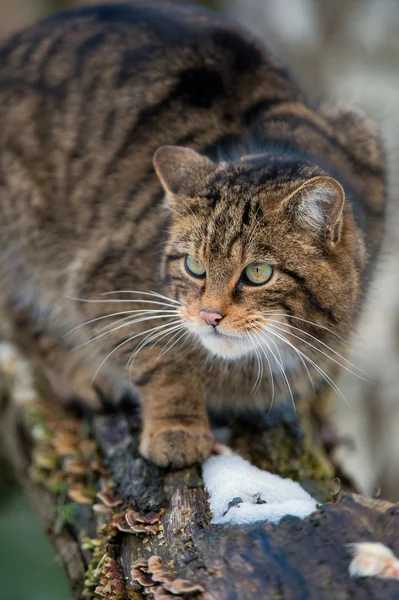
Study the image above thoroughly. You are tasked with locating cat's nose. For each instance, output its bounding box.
[199,310,223,326]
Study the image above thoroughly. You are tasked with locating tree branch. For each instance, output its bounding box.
[1,344,398,600]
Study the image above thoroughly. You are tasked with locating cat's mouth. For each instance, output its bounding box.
[210,328,240,340]
[198,327,253,359]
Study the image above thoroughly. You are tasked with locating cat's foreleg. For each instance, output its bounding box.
[134,360,213,468]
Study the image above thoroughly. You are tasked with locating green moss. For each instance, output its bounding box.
[82,539,141,600]
[24,404,53,441]
[230,413,334,503]
[59,502,77,526]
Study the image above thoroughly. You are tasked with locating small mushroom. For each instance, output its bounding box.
[130,568,154,587]
[145,524,159,535]
[63,457,88,474]
[125,508,145,526]
[67,485,95,504]
[147,555,175,583]
[90,458,108,475]
[92,503,112,514]
[141,508,165,524]
[53,432,79,455]
[97,489,123,507]
[126,507,162,527]
[116,520,148,534]
[132,557,149,570]
[148,556,172,570]
[124,509,159,534]
[151,571,174,583]
[163,578,205,595]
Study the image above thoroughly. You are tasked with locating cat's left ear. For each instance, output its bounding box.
[153,146,215,201]
[282,176,345,244]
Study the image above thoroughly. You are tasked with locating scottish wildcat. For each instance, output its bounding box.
[0,2,385,467]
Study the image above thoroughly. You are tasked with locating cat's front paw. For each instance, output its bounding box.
[140,424,213,468]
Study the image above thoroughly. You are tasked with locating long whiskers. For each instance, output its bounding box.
[259,311,346,342]
[247,326,275,413]
[92,320,183,383]
[72,313,180,351]
[252,324,296,414]
[267,320,368,381]
[244,330,263,394]
[157,328,189,360]
[100,290,181,306]
[64,308,178,339]
[265,324,350,406]
[127,322,185,366]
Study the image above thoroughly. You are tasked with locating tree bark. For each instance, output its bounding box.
[1,344,398,600]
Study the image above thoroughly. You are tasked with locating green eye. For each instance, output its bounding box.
[185,255,206,278]
[243,263,273,285]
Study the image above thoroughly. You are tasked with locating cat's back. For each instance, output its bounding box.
[0,3,300,252]
[0,2,299,132]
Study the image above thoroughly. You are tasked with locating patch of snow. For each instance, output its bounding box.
[202,454,318,525]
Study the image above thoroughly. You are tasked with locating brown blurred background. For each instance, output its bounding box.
[0,1,398,598]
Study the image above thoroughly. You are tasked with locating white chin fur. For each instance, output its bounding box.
[198,331,253,359]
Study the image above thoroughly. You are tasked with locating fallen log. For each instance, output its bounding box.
[1,343,398,600]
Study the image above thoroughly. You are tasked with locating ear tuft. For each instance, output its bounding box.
[153,146,215,198]
[283,176,345,243]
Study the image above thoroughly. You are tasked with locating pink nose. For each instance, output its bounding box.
[199,310,223,326]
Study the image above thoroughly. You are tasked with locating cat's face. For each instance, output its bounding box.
[154,146,362,361]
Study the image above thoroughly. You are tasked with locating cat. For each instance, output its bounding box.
[0,2,386,468]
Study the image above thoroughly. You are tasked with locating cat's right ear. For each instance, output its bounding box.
[153,146,215,202]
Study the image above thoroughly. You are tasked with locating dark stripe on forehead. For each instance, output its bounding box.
[225,230,241,255]
[206,188,222,210]
[250,241,273,256]
[242,198,251,225]
[279,266,338,325]
[256,160,311,187]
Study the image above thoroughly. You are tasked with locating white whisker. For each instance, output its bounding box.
[72,313,179,350]
[101,289,181,306]
[248,327,275,410]
[67,296,179,308]
[267,321,368,381]
[244,331,262,394]
[63,308,178,338]
[253,325,296,415]
[127,323,185,366]
[265,325,350,406]
[157,328,188,360]
[259,311,346,341]
[267,318,365,375]
[92,320,183,382]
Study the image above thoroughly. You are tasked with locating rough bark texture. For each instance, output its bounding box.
[1,345,398,600]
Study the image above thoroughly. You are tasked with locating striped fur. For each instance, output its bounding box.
[0,3,386,467]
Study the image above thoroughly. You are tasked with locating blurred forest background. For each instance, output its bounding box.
[0,1,398,599]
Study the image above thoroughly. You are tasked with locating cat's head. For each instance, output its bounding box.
[154,146,364,360]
